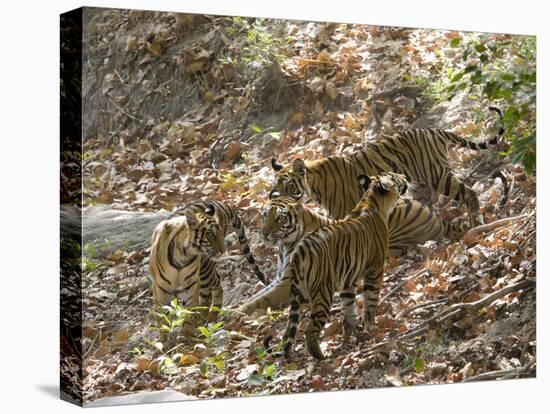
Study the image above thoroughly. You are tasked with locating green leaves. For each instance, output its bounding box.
[198,326,211,338]
[444,35,536,174]
[414,358,425,374]
[474,43,486,53]
[250,124,263,134]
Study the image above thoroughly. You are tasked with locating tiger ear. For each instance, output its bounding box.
[203,203,215,216]
[185,211,199,229]
[292,158,306,176]
[271,158,283,171]
[358,175,372,192]
[269,190,280,199]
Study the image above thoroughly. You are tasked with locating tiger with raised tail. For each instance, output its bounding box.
[271,107,504,225]
[267,172,408,359]
[150,200,266,312]
[239,187,467,315]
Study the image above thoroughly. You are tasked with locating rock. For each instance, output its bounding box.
[61,204,166,258]
[85,390,194,407]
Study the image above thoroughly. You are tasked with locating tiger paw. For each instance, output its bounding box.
[305,334,325,360]
[343,319,357,337]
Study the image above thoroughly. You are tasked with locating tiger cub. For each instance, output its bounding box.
[239,192,466,315]
[271,107,504,225]
[150,200,266,312]
[269,172,408,359]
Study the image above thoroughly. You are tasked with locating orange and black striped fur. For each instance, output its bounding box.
[271,107,504,225]
[239,189,466,315]
[150,200,266,311]
[271,172,408,359]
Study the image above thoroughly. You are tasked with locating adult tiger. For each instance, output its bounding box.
[266,172,408,359]
[150,200,266,311]
[271,107,504,225]
[238,190,466,315]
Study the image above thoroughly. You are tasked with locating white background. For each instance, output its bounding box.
[0,0,547,412]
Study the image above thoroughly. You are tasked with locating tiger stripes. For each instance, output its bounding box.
[271,107,504,225]
[239,189,466,315]
[150,200,266,311]
[267,172,408,359]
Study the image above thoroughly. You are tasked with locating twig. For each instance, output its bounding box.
[396,298,449,319]
[380,269,427,303]
[404,278,535,337]
[518,229,536,250]
[106,97,144,123]
[465,213,530,237]
[364,278,535,355]
[462,359,535,382]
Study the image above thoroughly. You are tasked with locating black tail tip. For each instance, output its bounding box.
[256,270,267,285]
[488,106,503,119]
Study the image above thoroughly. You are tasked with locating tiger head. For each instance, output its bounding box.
[184,204,226,257]
[261,190,303,243]
[355,172,408,215]
[271,158,309,200]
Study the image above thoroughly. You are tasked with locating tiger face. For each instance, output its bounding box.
[355,173,408,216]
[185,207,226,257]
[261,190,302,243]
[271,158,308,200]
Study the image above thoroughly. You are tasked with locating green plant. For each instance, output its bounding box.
[247,345,278,387]
[443,35,536,173]
[223,17,290,71]
[199,351,226,378]
[81,239,111,272]
[197,320,226,347]
[150,298,201,337]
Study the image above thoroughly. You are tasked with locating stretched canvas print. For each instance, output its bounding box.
[60,6,536,407]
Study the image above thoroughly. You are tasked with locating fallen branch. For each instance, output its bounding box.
[363,278,535,356]
[401,278,535,340]
[462,359,536,382]
[380,268,428,303]
[396,298,449,319]
[463,213,531,246]
[107,96,144,123]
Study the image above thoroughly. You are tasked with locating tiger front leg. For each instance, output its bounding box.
[180,276,201,337]
[305,295,331,360]
[361,267,384,331]
[207,271,223,322]
[340,289,358,336]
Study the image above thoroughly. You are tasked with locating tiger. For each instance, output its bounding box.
[238,189,466,315]
[150,200,266,313]
[265,172,408,359]
[271,107,504,225]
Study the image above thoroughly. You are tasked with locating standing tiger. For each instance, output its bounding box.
[150,200,266,312]
[267,172,408,359]
[271,107,504,225]
[239,189,466,315]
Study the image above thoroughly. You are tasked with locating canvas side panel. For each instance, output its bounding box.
[60,7,84,407]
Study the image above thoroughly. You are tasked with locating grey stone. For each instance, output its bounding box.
[85,390,195,407]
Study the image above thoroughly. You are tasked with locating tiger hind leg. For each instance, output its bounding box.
[362,267,384,330]
[305,294,331,360]
[437,170,483,227]
[340,289,357,336]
